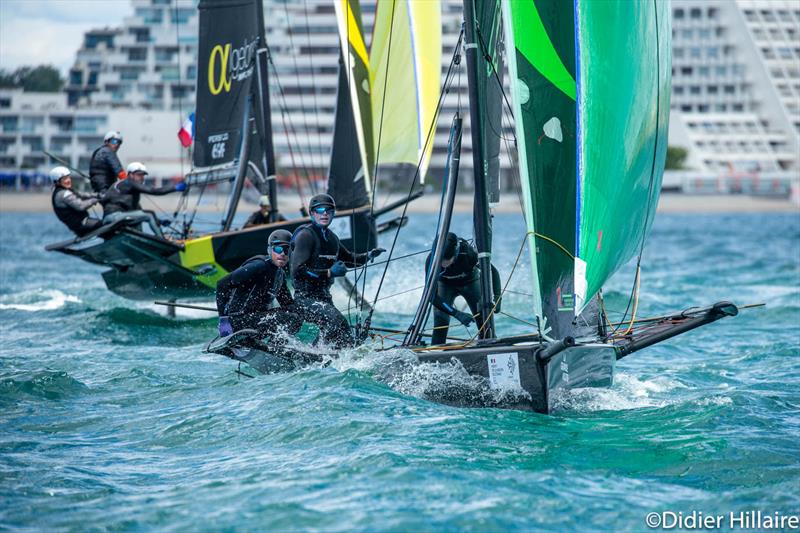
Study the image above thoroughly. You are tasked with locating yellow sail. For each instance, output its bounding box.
[370,0,441,183]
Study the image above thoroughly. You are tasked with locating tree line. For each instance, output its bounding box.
[0,65,63,92]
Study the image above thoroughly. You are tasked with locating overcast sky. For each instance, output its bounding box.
[0,0,132,74]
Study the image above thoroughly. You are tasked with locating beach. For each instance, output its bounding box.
[1,190,797,214]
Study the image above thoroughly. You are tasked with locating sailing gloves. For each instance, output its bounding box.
[453,310,474,328]
[329,261,348,277]
[367,247,386,261]
[175,182,187,192]
[218,316,233,337]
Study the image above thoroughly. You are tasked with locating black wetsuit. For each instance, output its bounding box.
[89,145,124,194]
[102,179,177,215]
[51,186,102,237]
[243,209,287,228]
[290,222,369,347]
[425,238,502,344]
[216,255,302,337]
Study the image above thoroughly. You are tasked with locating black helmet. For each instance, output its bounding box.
[268,229,292,247]
[309,193,335,211]
[442,232,459,260]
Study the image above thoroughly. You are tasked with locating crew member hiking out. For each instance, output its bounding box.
[243,195,287,228]
[50,166,103,237]
[426,232,502,345]
[290,194,384,348]
[89,131,126,194]
[101,162,186,237]
[215,230,303,341]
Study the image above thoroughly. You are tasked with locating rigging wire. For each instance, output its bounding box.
[356,0,399,319]
[282,1,318,195]
[302,0,324,187]
[362,29,466,329]
[265,48,316,201]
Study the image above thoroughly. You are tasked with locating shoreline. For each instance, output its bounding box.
[0,191,797,214]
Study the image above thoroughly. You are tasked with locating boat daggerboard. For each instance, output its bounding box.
[369,0,442,183]
[193,0,262,175]
[333,0,375,193]
[503,0,671,339]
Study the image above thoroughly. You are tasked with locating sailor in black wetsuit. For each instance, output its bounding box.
[426,232,502,345]
[215,229,303,339]
[243,195,287,228]
[290,194,385,348]
[101,162,186,237]
[50,166,103,237]
[89,131,126,194]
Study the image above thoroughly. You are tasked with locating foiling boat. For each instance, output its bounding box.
[207,0,740,414]
[45,0,439,303]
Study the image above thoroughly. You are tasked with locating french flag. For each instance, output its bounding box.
[178,113,194,147]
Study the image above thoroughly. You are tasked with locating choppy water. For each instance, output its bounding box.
[1,209,798,531]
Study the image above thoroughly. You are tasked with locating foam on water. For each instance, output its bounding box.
[0,289,80,311]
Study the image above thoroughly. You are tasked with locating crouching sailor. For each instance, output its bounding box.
[290,194,384,348]
[101,162,186,237]
[50,166,103,237]
[427,232,502,345]
[215,229,303,340]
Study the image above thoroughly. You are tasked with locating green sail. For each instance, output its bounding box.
[503,0,671,338]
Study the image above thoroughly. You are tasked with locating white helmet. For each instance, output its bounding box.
[126,162,148,175]
[49,166,71,183]
[258,195,271,207]
[104,130,123,144]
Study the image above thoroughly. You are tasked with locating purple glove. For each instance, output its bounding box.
[218,316,233,337]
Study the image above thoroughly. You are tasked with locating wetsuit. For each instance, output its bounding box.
[425,237,502,345]
[102,179,178,236]
[290,222,369,347]
[243,209,287,228]
[51,186,102,237]
[216,255,302,338]
[89,145,124,194]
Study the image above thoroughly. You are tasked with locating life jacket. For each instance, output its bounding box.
[51,186,89,234]
[291,223,340,295]
[215,255,285,317]
[89,145,119,192]
[102,180,137,215]
[427,238,479,286]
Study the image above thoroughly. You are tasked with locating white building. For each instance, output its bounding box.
[669,0,799,176]
[0,89,188,183]
[3,0,797,194]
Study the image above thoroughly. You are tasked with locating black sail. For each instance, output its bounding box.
[194,0,261,170]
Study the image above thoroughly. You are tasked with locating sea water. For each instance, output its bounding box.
[1,210,798,531]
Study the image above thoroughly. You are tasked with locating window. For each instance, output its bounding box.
[673,85,684,95]
[690,85,701,95]
[691,47,702,59]
[699,66,710,77]
[681,66,693,75]
[699,29,711,39]
[674,47,684,58]
[707,85,718,94]
[680,104,693,112]
[128,48,147,61]
[1,116,18,133]
[724,85,736,94]
[690,8,702,19]
[674,8,684,19]
[707,46,719,59]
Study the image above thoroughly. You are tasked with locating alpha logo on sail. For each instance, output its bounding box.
[207,36,259,95]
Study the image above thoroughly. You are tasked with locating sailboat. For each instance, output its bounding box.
[44,0,436,303]
[209,0,740,414]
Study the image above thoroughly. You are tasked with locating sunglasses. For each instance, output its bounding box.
[312,206,334,215]
[110,139,122,145]
[271,244,289,255]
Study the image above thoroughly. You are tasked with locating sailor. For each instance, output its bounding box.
[50,166,103,237]
[89,131,126,194]
[426,232,502,345]
[290,193,384,347]
[243,195,287,228]
[215,229,302,338]
[101,162,186,237]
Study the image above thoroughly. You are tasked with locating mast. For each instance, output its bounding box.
[254,0,279,221]
[405,115,463,346]
[463,0,495,339]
